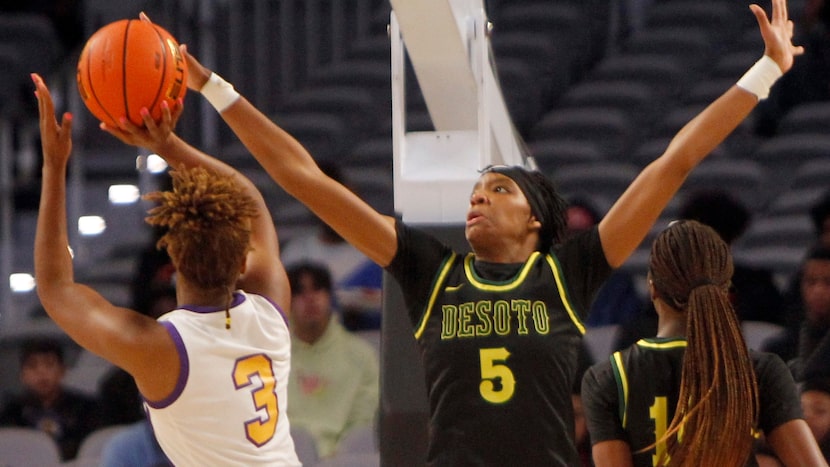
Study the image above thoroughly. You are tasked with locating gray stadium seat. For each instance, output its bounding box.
[736,214,815,251]
[338,425,378,455]
[0,428,62,467]
[741,321,786,351]
[530,107,639,160]
[624,27,714,71]
[583,324,621,363]
[527,139,607,174]
[558,80,659,128]
[290,425,319,467]
[550,161,640,202]
[589,54,689,100]
[777,101,830,136]
[682,158,769,210]
[73,425,132,466]
[752,134,830,184]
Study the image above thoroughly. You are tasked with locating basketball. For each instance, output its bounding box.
[76,19,187,127]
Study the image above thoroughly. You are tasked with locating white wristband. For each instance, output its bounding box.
[736,55,783,100]
[200,72,240,113]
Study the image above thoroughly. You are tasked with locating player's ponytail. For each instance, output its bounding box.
[647,220,758,466]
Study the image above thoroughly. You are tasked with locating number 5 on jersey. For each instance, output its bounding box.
[479,348,515,404]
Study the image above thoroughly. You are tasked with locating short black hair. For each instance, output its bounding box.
[679,190,750,245]
[802,376,830,396]
[287,262,333,294]
[805,245,830,262]
[810,190,830,235]
[20,337,64,366]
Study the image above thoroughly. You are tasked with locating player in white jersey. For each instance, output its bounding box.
[147,292,295,465]
[32,69,299,465]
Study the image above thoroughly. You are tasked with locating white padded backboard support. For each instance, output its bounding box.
[389,0,527,224]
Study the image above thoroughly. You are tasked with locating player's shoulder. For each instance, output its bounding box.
[583,355,616,387]
[749,349,790,375]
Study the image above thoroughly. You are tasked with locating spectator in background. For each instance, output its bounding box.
[280,161,383,331]
[286,263,379,459]
[802,376,830,461]
[565,197,643,329]
[810,190,830,249]
[0,337,100,461]
[766,246,830,377]
[780,189,830,333]
[100,418,171,467]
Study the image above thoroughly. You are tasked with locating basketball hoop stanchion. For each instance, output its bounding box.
[390,0,526,225]
[381,2,529,465]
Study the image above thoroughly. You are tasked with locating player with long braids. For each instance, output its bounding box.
[32,72,300,465]
[582,220,826,466]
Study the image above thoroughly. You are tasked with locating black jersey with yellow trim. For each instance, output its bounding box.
[583,337,803,467]
[388,222,611,466]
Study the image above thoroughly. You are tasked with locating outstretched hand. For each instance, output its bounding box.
[179,44,211,91]
[750,0,804,73]
[32,73,72,168]
[138,12,210,92]
[100,100,183,153]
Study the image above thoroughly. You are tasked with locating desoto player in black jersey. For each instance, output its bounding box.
[582,220,827,467]
[174,0,803,463]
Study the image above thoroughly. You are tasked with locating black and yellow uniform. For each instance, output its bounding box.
[387,221,611,466]
[581,337,803,467]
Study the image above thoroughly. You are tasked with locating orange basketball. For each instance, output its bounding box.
[76,19,187,127]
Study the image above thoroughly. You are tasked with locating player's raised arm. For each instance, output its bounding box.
[32,73,179,400]
[179,45,399,268]
[598,0,803,268]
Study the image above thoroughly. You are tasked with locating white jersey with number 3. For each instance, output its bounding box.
[146,290,300,466]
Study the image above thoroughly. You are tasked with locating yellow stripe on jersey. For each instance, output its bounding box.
[462,251,584,334]
[611,351,630,428]
[636,339,688,350]
[544,254,585,335]
[415,252,458,340]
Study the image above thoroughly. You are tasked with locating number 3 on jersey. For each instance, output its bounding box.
[233,354,279,446]
[479,348,515,404]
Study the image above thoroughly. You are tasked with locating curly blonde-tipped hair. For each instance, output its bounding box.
[144,165,258,291]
